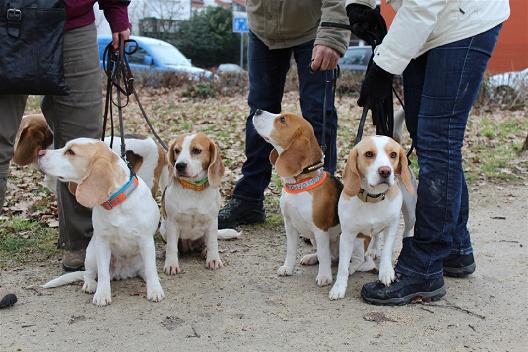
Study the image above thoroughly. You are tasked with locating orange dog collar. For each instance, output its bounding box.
[101,175,139,210]
[283,170,328,194]
[177,176,209,192]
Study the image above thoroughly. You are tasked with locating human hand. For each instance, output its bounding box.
[357,62,393,108]
[112,29,130,50]
[346,4,387,47]
[311,45,340,71]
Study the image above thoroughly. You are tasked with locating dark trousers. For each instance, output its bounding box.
[396,25,502,279]
[233,31,338,202]
[0,24,101,250]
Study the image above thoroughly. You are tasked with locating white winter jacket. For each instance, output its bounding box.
[347,0,510,74]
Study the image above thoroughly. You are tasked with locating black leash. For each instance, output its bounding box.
[102,34,169,160]
[321,21,405,147]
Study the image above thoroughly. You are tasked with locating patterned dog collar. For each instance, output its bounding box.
[178,176,209,192]
[356,188,386,203]
[283,170,328,194]
[101,175,139,210]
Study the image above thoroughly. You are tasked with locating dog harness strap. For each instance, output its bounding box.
[356,188,386,203]
[284,170,328,194]
[101,175,139,210]
[177,176,209,192]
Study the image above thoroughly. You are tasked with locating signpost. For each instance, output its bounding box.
[232,11,248,69]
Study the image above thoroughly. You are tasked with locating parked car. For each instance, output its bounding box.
[97,35,213,79]
[488,67,528,95]
[338,46,372,72]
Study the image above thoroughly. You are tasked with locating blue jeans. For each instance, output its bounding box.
[396,25,502,279]
[233,31,338,202]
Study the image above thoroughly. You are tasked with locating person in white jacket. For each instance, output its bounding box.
[343,0,510,305]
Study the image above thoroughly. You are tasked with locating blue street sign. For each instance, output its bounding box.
[233,16,248,33]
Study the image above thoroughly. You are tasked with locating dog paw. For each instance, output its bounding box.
[378,264,395,287]
[328,282,347,300]
[206,257,223,270]
[82,280,97,294]
[164,260,181,275]
[92,290,112,306]
[300,253,318,266]
[277,265,293,276]
[147,283,165,303]
[316,272,333,287]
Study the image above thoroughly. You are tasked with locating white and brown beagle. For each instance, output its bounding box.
[329,135,417,300]
[40,138,164,306]
[13,114,168,197]
[160,132,240,275]
[253,110,351,287]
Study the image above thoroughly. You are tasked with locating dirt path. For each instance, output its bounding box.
[1,184,527,352]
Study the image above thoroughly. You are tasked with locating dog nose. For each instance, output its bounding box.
[378,166,391,178]
[254,109,262,116]
[38,150,47,156]
[175,162,187,172]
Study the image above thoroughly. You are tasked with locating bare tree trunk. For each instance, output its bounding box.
[522,133,528,152]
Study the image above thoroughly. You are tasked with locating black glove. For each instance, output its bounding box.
[346,4,387,47]
[357,62,393,108]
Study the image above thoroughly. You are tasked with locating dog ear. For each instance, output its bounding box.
[269,149,279,166]
[396,147,414,194]
[342,147,361,197]
[275,136,312,178]
[67,182,78,195]
[207,141,224,187]
[14,127,48,166]
[167,140,177,167]
[75,157,115,208]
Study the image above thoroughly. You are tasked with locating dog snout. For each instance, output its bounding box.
[38,150,47,157]
[254,109,263,116]
[175,162,187,172]
[378,166,391,179]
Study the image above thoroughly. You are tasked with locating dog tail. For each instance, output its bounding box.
[217,229,242,240]
[42,271,85,288]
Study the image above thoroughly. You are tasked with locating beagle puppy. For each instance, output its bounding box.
[40,138,164,306]
[253,110,347,286]
[161,132,240,274]
[329,135,416,300]
[12,114,168,197]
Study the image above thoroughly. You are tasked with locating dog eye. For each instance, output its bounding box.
[279,116,286,124]
[174,148,180,154]
[191,147,202,155]
[390,151,398,159]
[365,151,374,158]
[65,149,75,156]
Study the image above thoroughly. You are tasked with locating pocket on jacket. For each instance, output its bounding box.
[457,0,479,17]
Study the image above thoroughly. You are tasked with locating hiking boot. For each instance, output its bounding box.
[218,198,265,229]
[361,273,446,306]
[62,249,86,272]
[443,253,476,277]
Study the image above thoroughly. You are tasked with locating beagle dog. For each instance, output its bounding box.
[13,114,168,197]
[329,135,417,300]
[40,138,164,306]
[161,132,240,274]
[253,110,351,286]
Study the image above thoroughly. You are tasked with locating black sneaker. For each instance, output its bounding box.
[218,198,266,229]
[443,253,476,277]
[361,273,446,306]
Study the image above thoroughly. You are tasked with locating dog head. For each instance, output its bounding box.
[13,114,53,166]
[167,132,224,187]
[343,136,413,197]
[252,110,323,178]
[38,138,126,208]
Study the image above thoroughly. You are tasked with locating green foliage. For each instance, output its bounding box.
[172,7,240,68]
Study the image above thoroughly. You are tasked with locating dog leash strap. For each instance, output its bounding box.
[354,107,369,146]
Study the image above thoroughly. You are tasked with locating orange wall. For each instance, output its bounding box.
[380,0,528,73]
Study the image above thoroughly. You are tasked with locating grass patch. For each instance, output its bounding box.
[0,217,59,269]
